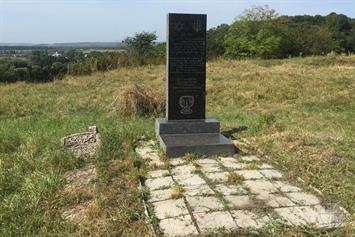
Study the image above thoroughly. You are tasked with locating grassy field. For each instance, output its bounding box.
[0,55,354,236]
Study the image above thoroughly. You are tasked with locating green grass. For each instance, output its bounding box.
[1,55,354,236]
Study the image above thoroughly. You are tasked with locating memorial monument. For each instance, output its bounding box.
[156,13,235,157]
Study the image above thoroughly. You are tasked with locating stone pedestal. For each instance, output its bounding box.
[156,118,235,157]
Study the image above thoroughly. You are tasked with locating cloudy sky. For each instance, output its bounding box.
[0,0,354,44]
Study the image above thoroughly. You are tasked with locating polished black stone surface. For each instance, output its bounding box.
[158,133,235,157]
[166,13,207,120]
[155,118,219,135]
[155,13,234,158]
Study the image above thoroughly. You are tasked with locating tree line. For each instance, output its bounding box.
[1,6,354,83]
[207,6,355,59]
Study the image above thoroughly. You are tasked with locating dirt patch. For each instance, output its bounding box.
[61,201,92,223]
[63,164,97,193]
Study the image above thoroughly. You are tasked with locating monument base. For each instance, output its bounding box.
[156,118,235,157]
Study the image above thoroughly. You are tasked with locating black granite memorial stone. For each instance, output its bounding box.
[167,13,206,120]
[156,13,235,157]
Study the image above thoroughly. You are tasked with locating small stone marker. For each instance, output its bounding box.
[156,13,234,157]
[61,126,100,158]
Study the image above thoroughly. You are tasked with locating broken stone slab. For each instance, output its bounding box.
[61,126,100,159]
[273,205,346,228]
[158,215,199,236]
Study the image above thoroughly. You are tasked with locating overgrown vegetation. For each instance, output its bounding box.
[0,55,354,236]
[208,6,355,59]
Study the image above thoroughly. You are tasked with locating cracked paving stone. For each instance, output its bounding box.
[220,157,239,163]
[194,211,237,233]
[196,158,218,165]
[236,170,264,179]
[272,181,301,193]
[225,195,252,209]
[146,153,165,166]
[171,164,196,176]
[256,193,295,207]
[199,163,223,173]
[147,169,170,179]
[149,188,174,202]
[221,162,245,170]
[240,155,260,162]
[215,184,248,195]
[204,172,229,183]
[274,206,308,226]
[169,158,186,166]
[159,215,198,237]
[244,180,279,194]
[153,199,189,219]
[274,205,345,228]
[174,174,206,186]
[260,169,283,179]
[186,196,224,213]
[231,210,270,229]
[183,184,214,196]
[219,157,247,169]
[145,176,174,191]
[286,192,320,205]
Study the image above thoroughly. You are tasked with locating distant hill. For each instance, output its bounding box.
[0,42,123,48]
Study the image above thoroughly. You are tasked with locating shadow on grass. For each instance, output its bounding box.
[221,126,248,139]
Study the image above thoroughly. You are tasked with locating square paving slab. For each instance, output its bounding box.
[159,215,198,236]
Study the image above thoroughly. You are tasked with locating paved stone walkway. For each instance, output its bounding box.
[136,141,349,236]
